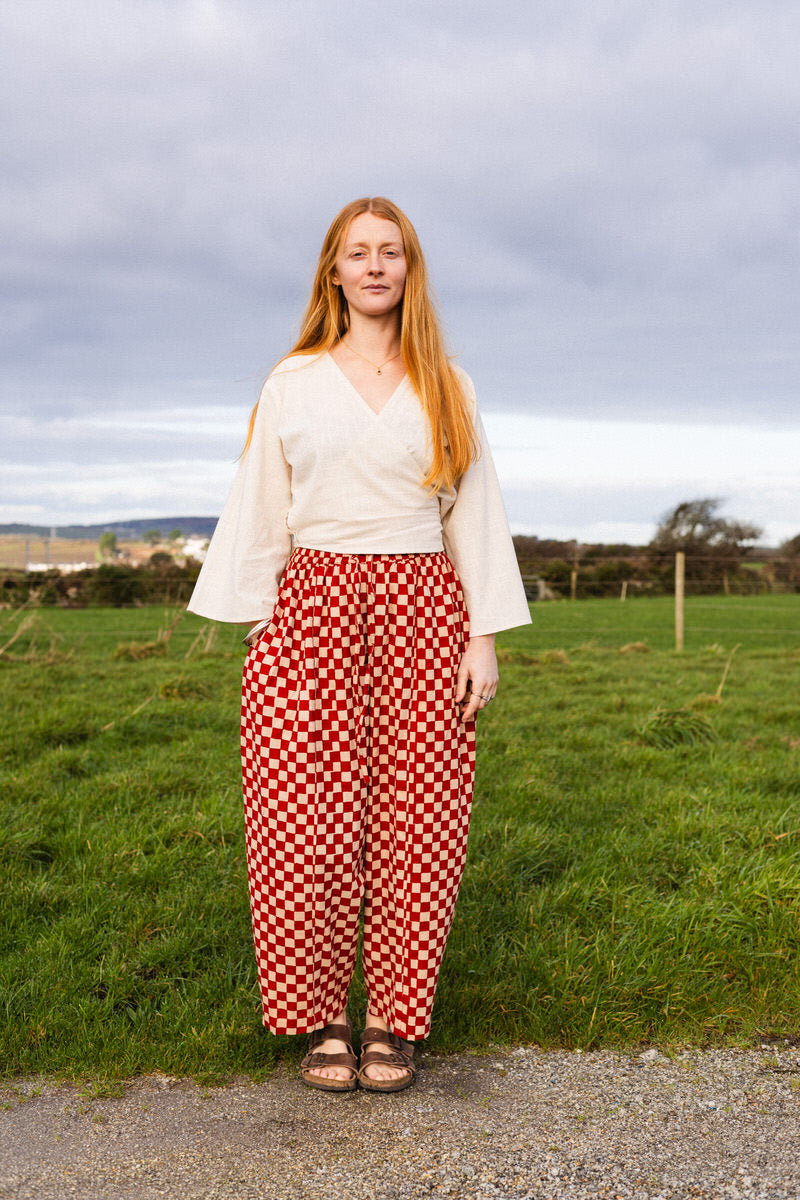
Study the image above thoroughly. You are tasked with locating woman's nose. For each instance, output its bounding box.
[367,252,383,273]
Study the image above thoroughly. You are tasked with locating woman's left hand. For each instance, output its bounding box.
[455,634,499,723]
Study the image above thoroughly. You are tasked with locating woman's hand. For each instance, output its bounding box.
[455,634,498,723]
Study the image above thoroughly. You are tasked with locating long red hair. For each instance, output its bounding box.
[243,197,478,491]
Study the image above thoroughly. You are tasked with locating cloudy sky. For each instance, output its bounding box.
[2,0,798,545]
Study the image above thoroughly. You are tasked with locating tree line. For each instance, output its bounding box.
[517,498,799,599]
[2,557,202,608]
[2,498,799,607]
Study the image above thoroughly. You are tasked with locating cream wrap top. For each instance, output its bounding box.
[187,352,531,637]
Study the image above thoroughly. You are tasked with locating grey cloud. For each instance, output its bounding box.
[502,480,800,548]
[4,407,249,466]
[1,0,799,528]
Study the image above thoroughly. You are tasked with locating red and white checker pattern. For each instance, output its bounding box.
[240,547,476,1041]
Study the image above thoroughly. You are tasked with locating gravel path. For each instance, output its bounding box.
[2,1044,799,1199]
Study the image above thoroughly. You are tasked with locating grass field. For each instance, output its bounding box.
[0,535,104,570]
[1,595,799,1083]
[0,534,167,570]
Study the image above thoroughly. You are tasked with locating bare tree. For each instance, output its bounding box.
[775,532,800,590]
[649,498,761,585]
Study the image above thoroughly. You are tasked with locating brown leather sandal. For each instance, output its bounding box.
[357,1027,417,1094]
[300,1021,358,1092]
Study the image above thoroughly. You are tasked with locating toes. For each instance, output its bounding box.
[363,1064,406,1082]
[308,1067,350,1081]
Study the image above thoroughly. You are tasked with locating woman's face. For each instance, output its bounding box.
[332,212,407,321]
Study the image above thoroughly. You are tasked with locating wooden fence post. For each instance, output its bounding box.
[675,551,685,652]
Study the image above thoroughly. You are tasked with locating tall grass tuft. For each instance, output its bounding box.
[114,611,183,661]
[636,705,718,748]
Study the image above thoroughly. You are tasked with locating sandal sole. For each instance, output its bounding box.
[357,1073,415,1094]
[300,1074,358,1093]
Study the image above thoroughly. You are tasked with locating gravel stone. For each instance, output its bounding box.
[1,1044,799,1199]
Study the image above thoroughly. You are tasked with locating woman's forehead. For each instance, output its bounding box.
[342,212,403,247]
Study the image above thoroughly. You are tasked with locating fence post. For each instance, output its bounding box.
[675,551,685,652]
[570,569,577,601]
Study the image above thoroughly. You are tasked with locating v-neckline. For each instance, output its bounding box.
[325,351,408,417]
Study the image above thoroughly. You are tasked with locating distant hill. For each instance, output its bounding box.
[0,517,219,540]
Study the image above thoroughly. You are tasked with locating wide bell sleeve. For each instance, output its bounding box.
[440,385,531,637]
[186,379,292,623]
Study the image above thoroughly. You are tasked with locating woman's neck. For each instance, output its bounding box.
[342,313,401,360]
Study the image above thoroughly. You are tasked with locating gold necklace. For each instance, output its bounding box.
[342,340,402,375]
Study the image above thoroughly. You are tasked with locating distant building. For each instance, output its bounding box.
[181,536,209,561]
[26,562,96,573]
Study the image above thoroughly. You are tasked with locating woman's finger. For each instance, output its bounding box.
[455,660,471,704]
[460,683,496,722]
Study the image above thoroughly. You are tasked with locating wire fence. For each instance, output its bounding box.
[2,552,798,655]
[518,554,800,603]
[516,558,800,652]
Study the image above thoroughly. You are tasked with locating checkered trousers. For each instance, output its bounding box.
[240,547,476,1041]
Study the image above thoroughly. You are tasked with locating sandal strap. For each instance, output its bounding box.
[360,1027,415,1056]
[302,1051,357,1071]
[307,1022,354,1052]
[358,1047,416,1075]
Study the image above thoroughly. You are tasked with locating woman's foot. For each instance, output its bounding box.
[300,1011,358,1091]
[358,1013,416,1092]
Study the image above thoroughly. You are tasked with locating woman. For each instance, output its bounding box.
[188,197,530,1093]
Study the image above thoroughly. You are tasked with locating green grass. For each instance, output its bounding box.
[1,597,799,1082]
[515,592,800,652]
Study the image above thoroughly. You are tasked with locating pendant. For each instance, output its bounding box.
[377,368,382,375]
